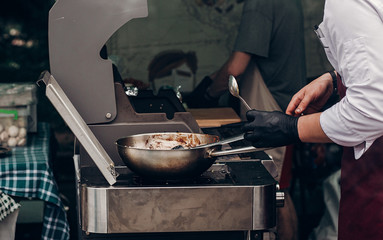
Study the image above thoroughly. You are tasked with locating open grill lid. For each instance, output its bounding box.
[48,0,148,125]
[38,71,118,185]
[42,0,150,185]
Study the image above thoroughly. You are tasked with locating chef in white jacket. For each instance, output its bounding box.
[242,0,383,239]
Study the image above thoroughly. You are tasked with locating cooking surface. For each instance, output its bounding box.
[82,160,275,187]
[81,122,271,185]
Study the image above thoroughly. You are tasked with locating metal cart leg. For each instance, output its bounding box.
[73,153,83,240]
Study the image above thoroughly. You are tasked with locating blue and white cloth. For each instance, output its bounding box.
[0,122,70,240]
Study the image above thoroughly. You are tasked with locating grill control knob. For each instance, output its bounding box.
[275,183,285,208]
[276,190,285,208]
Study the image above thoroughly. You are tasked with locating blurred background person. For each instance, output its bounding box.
[185,0,306,239]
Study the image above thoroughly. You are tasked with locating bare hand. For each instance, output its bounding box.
[286,73,334,116]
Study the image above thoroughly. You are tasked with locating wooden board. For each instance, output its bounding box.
[187,107,241,128]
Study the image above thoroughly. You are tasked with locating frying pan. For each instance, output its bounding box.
[115,132,268,179]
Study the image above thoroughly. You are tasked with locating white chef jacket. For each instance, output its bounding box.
[319,0,383,159]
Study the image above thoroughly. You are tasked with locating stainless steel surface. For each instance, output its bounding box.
[252,183,276,230]
[84,187,108,233]
[83,186,254,233]
[116,132,271,179]
[229,75,252,111]
[38,71,118,185]
[81,161,277,234]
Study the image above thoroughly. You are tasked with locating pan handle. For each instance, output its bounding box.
[208,146,272,158]
[192,134,245,149]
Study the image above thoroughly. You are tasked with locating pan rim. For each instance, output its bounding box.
[115,132,219,150]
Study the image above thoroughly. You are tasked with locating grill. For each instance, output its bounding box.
[38,1,283,239]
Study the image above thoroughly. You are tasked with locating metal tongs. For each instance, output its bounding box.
[191,134,245,149]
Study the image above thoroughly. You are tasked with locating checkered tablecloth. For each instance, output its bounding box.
[0,122,70,240]
[0,190,20,221]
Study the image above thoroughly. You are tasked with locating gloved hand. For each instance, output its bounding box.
[183,76,219,108]
[242,110,300,148]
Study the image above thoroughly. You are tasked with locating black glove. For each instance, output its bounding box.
[242,110,300,148]
[183,76,219,108]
